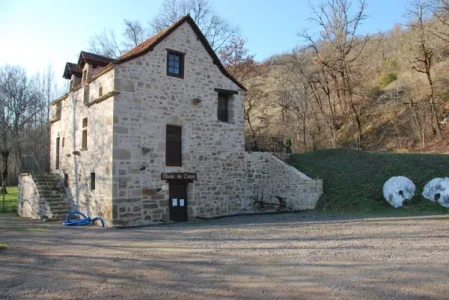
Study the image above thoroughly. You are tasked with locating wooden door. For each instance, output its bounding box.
[169,182,187,222]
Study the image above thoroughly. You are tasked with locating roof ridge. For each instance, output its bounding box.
[113,15,246,90]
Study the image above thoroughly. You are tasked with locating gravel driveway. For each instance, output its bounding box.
[1,212,449,299]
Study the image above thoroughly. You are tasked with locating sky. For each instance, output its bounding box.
[0,0,411,87]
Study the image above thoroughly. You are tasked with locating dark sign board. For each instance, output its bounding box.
[161,172,197,181]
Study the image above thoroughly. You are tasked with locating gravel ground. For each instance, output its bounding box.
[1,212,449,299]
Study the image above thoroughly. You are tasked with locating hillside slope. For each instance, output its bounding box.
[290,149,449,214]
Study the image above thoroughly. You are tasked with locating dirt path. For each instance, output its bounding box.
[1,213,449,299]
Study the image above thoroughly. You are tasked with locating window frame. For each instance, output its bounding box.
[166,49,185,79]
[81,117,88,150]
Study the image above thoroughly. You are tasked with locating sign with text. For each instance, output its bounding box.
[161,172,197,181]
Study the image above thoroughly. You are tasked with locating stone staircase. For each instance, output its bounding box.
[32,173,72,220]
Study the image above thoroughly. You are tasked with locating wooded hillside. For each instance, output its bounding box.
[240,0,449,153]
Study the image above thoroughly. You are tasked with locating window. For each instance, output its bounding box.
[83,85,90,104]
[64,173,69,188]
[82,118,88,150]
[62,137,65,147]
[52,102,62,120]
[90,173,95,190]
[55,137,60,170]
[99,86,103,97]
[166,125,182,166]
[217,93,230,122]
[166,50,185,78]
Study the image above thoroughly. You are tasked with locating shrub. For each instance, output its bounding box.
[378,72,398,89]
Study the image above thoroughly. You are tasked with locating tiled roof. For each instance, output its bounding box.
[78,51,115,68]
[114,15,246,90]
[63,62,82,79]
[116,25,173,62]
[68,15,246,90]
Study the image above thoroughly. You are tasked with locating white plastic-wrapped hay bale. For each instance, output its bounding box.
[382,176,416,208]
[422,178,449,208]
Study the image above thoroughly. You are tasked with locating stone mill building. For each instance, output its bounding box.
[18,15,323,227]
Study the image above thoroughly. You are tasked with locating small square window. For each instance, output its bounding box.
[99,86,103,97]
[166,50,185,78]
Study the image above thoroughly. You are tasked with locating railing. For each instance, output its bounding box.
[245,135,286,153]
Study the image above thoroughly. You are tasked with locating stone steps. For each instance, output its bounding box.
[32,172,71,220]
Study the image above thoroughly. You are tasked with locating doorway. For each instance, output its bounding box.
[168,182,187,222]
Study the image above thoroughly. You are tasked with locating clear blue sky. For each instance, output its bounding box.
[0,0,411,87]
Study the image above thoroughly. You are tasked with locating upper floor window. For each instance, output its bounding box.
[52,102,62,121]
[217,93,229,122]
[83,85,90,104]
[82,118,88,150]
[215,89,237,123]
[82,69,87,83]
[166,50,185,78]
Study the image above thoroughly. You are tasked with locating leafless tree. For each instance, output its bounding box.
[431,0,449,41]
[406,0,443,137]
[88,20,147,58]
[300,0,369,149]
[122,20,148,49]
[0,66,42,194]
[88,28,123,58]
[149,0,240,51]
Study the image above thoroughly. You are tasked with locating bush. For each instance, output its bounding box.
[378,72,398,89]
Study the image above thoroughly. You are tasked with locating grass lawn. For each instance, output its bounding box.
[0,186,18,213]
[290,148,449,215]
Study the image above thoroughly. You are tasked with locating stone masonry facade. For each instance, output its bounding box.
[48,16,323,227]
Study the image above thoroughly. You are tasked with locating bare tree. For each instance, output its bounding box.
[300,0,369,149]
[150,0,240,51]
[406,0,443,137]
[431,0,449,41]
[88,28,123,58]
[122,20,147,49]
[0,66,42,194]
[88,20,147,58]
[219,38,271,148]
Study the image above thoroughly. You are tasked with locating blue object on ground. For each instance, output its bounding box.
[63,211,105,228]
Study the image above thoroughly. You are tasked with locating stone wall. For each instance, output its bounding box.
[111,150,323,226]
[17,174,51,219]
[50,69,115,225]
[111,22,246,226]
[245,153,323,211]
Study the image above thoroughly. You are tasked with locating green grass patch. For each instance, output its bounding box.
[290,148,449,215]
[0,186,18,213]
[378,72,398,89]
